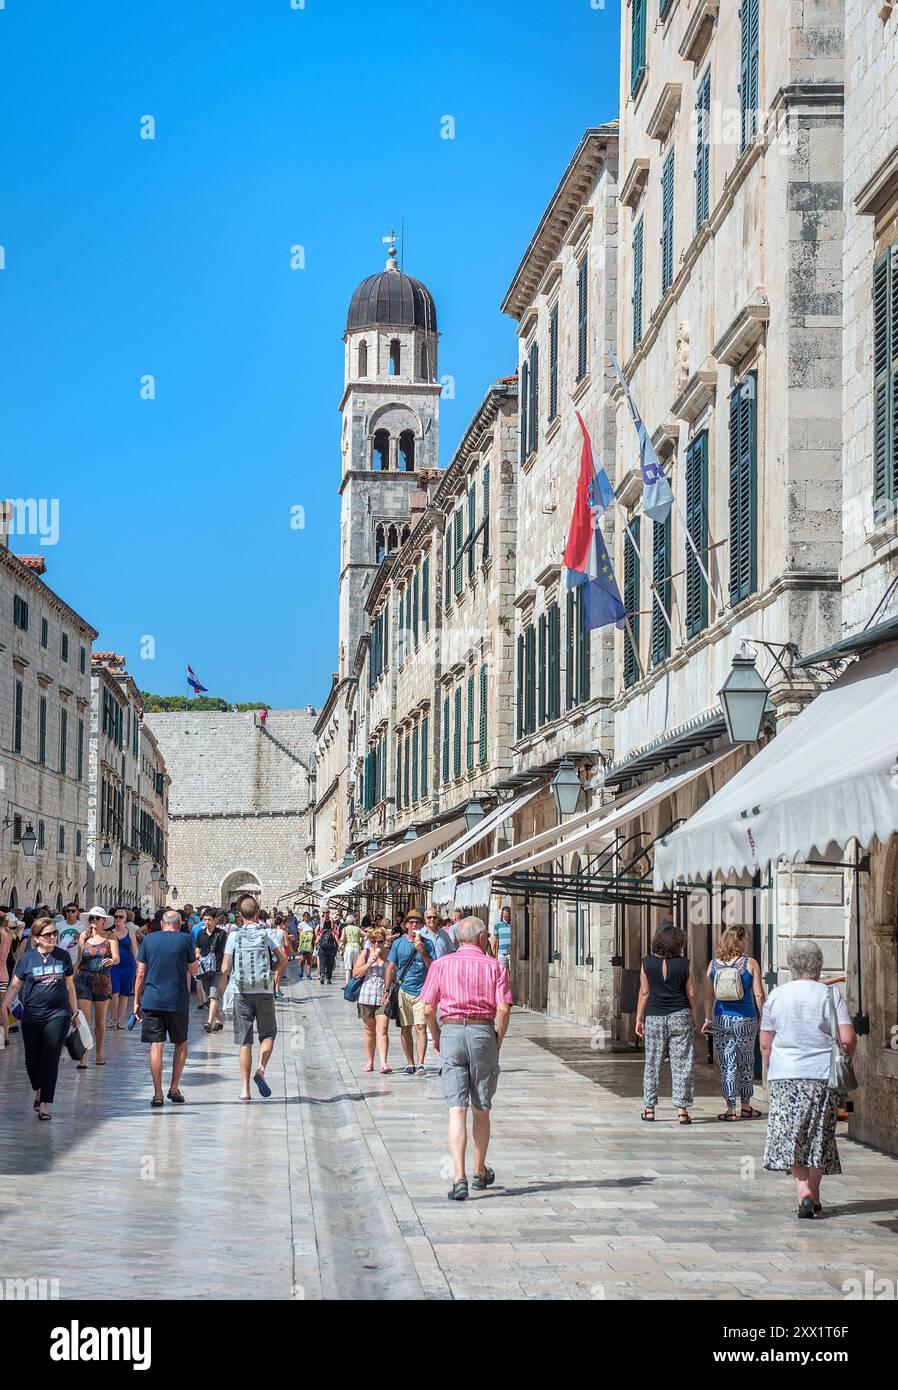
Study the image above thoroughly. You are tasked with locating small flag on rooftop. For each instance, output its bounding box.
[187,665,208,695]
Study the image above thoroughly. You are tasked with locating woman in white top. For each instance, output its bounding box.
[760,940,856,1218]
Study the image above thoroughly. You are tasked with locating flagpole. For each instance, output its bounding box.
[612,504,679,644]
[670,491,726,615]
[622,611,646,682]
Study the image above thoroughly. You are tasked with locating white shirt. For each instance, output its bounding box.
[760,979,851,1081]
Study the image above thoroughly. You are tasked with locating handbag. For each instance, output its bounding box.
[827,988,858,1093]
[65,1021,87,1062]
[198,949,219,977]
[382,944,418,1022]
[343,974,363,1003]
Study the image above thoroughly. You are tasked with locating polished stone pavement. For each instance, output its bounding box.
[2,968,897,1300]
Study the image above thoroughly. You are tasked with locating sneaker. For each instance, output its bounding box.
[415,1064,426,1076]
[471,1167,495,1190]
[401,1065,415,1075]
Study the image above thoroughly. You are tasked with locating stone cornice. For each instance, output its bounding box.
[0,546,99,640]
[337,379,443,413]
[673,357,719,423]
[620,157,650,212]
[678,0,719,64]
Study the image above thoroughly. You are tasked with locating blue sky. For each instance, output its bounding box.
[1,0,620,708]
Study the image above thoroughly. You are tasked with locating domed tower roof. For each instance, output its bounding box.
[346,235,437,333]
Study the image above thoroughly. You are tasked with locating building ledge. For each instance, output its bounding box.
[646,83,682,143]
[651,415,680,457]
[513,587,537,611]
[616,466,643,510]
[678,0,719,64]
[712,292,769,367]
[673,357,718,423]
[855,142,898,221]
[620,157,650,212]
[535,562,563,588]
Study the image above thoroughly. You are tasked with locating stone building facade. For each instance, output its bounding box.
[138,720,170,913]
[500,125,620,1028]
[147,709,317,910]
[87,654,153,911]
[0,544,97,912]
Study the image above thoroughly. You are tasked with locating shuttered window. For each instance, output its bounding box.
[631,0,647,95]
[422,555,430,632]
[405,586,412,651]
[651,517,671,666]
[421,717,429,798]
[576,587,590,702]
[14,679,23,753]
[633,218,644,350]
[404,732,410,806]
[516,632,525,738]
[77,717,84,780]
[524,624,536,734]
[577,257,589,382]
[38,695,47,765]
[624,518,641,689]
[479,663,488,764]
[538,611,547,725]
[442,695,450,783]
[520,359,529,462]
[467,483,476,579]
[729,374,758,605]
[873,242,898,508]
[565,589,575,709]
[528,341,539,454]
[453,507,463,595]
[695,68,711,228]
[412,569,419,646]
[549,304,559,421]
[466,673,475,771]
[453,686,462,777]
[396,737,403,809]
[547,602,561,720]
[740,0,760,151]
[444,523,452,608]
[482,462,490,561]
[412,722,419,802]
[59,707,68,774]
[661,149,675,293]
[685,431,709,637]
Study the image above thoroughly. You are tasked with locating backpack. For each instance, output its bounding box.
[713,957,746,1002]
[231,926,273,994]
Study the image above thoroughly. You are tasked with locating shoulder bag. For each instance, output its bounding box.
[382,943,419,1021]
[827,988,858,1093]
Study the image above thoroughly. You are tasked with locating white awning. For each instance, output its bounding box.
[421,788,540,883]
[368,817,466,873]
[454,876,494,910]
[654,645,898,887]
[486,748,736,878]
[320,872,364,905]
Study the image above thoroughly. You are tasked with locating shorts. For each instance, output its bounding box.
[233,991,277,1046]
[200,970,224,1000]
[439,1021,500,1110]
[344,946,360,970]
[141,1009,189,1045]
[397,988,427,1027]
[357,1001,386,1020]
[75,971,112,1002]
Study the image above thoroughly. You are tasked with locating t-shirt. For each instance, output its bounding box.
[761,980,852,1081]
[14,946,73,1022]
[420,925,458,960]
[491,918,512,959]
[196,927,227,971]
[298,928,314,953]
[137,931,195,1012]
[57,923,81,968]
[342,923,362,950]
[388,935,430,998]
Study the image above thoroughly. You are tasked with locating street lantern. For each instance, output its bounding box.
[99,841,113,868]
[341,852,354,869]
[463,800,485,834]
[150,862,160,881]
[20,823,37,857]
[128,854,140,879]
[161,877,169,893]
[719,647,769,744]
[365,839,379,857]
[171,887,178,901]
[403,826,418,844]
[551,758,582,818]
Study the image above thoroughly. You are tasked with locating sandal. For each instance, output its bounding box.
[167,1089,186,1104]
[640,1108,655,1121]
[150,1097,165,1108]
[718,1110,741,1121]
[38,1111,52,1121]
[447,1178,469,1202]
[740,1106,762,1119]
[678,1110,692,1125]
[471,1167,495,1190]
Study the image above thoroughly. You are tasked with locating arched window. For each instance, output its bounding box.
[358,340,368,377]
[9,887,18,910]
[399,430,415,471]
[387,524,399,553]
[401,524,410,546]
[375,524,386,563]
[372,429,390,470]
[55,891,63,912]
[420,342,428,379]
[389,339,401,376]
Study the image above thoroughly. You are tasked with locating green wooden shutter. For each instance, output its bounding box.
[528,341,539,454]
[651,517,671,665]
[524,624,536,733]
[577,587,590,702]
[421,717,428,798]
[466,673,475,771]
[577,257,589,382]
[412,570,419,646]
[520,359,529,461]
[695,69,711,228]
[444,525,452,608]
[624,517,641,688]
[549,305,559,419]
[479,663,488,764]
[740,0,760,150]
[422,555,430,632]
[548,602,560,720]
[453,507,463,594]
[685,431,709,636]
[729,375,758,604]
[661,149,675,293]
[412,723,419,802]
[538,611,547,725]
[566,589,575,708]
[516,632,524,737]
[482,463,490,561]
[453,686,462,777]
[873,245,898,507]
[442,695,450,782]
[404,732,410,806]
[467,483,476,579]
[631,0,647,95]
[891,244,898,504]
[396,736,403,809]
[633,218,644,350]
[405,585,412,649]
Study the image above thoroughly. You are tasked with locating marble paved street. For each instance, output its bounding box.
[2,967,897,1300]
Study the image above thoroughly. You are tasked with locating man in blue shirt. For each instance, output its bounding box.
[135,909,199,1107]
[421,907,458,959]
[490,906,513,972]
[384,911,433,1076]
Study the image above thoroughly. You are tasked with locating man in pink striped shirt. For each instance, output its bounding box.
[419,915,513,1202]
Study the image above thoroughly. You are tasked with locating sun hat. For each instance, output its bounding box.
[80,905,114,928]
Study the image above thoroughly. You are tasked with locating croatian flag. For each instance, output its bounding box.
[563,412,626,631]
[608,348,674,524]
[187,665,208,695]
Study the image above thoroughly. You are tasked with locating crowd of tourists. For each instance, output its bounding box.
[0,890,855,1214]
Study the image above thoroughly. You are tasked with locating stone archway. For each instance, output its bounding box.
[220,869,262,910]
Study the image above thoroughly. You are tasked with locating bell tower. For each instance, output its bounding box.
[337,233,441,678]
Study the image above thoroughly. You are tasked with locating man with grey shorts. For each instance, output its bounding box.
[420,916,513,1202]
[221,894,286,1101]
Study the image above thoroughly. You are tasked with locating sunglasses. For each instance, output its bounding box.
[38,930,59,939]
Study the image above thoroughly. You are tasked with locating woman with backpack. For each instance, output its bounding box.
[316,916,339,985]
[702,924,767,1121]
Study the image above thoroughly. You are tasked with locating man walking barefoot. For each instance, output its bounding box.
[221,894,286,1101]
[134,908,199,1108]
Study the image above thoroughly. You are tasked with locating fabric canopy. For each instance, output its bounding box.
[497,748,735,877]
[421,788,540,884]
[320,872,364,904]
[654,645,898,887]
[367,817,466,872]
